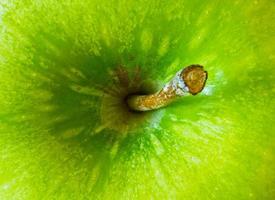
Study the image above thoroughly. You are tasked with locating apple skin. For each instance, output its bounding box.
[0,0,274,199]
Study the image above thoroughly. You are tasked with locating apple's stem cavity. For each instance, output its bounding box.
[127,65,208,111]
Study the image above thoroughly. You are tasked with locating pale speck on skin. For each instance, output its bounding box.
[70,67,87,80]
[140,29,153,52]
[150,134,165,156]
[149,110,165,129]
[191,156,201,164]
[2,184,10,190]
[158,36,170,57]
[32,73,37,77]
[215,70,225,81]
[61,127,85,139]
[70,84,102,97]
[188,27,207,50]
[202,84,214,96]
[110,141,119,159]
[150,158,167,188]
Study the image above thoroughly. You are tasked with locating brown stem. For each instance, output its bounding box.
[127,65,208,111]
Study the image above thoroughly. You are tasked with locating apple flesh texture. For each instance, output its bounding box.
[0,0,274,199]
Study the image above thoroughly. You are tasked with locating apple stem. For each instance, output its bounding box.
[127,65,208,111]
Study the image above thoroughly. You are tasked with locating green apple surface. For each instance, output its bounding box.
[0,0,274,199]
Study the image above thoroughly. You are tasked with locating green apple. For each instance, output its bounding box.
[0,0,274,199]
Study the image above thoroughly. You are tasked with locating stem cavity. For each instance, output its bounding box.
[127,65,208,111]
